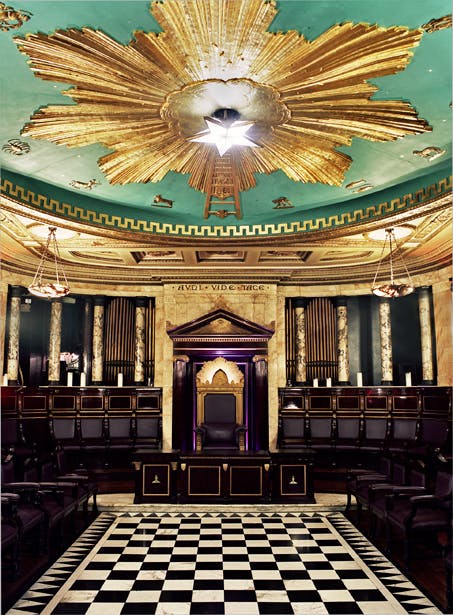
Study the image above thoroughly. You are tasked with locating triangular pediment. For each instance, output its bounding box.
[167,309,273,340]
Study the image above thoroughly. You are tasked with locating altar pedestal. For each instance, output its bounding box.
[178,451,272,503]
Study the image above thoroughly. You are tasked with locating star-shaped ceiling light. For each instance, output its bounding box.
[15,0,430,198]
[190,110,258,157]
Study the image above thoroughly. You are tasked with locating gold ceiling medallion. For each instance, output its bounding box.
[16,0,430,206]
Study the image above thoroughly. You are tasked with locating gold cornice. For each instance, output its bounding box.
[1,175,451,244]
[15,0,430,197]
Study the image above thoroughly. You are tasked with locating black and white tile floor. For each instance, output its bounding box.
[7,511,440,615]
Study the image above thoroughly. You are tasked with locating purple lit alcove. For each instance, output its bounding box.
[167,309,273,452]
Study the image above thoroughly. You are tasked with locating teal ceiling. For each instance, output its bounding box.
[0,0,451,237]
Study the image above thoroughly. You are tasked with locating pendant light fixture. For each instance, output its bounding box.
[28,226,70,299]
[371,227,414,298]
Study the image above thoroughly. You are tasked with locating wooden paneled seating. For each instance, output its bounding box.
[0,387,164,472]
[278,387,451,468]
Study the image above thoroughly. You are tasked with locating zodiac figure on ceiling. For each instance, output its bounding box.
[422,15,452,33]
[69,178,100,190]
[153,194,173,207]
[209,209,235,219]
[272,196,294,209]
[2,138,30,155]
[413,146,445,162]
[0,3,32,30]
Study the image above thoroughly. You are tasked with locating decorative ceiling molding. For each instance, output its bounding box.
[15,0,430,202]
[1,202,450,287]
[2,170,450,241]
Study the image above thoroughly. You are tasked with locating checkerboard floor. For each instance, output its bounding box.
[8,512,440,615]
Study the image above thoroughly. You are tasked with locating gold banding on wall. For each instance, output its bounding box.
[286,298,337,384]
[103,297,155,386]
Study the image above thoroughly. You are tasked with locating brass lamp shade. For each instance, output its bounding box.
[371,228,414,299]
[28,227,70,299]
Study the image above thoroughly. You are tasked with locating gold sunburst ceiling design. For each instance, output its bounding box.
[15,0,431,196]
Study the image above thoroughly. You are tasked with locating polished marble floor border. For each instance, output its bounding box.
[7,510,440,615]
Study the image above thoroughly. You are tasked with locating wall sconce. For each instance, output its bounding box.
[371,228,414,298]
[28,226,70,299]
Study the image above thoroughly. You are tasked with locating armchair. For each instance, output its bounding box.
[195,393,247,451]
[384,470,452,568]
[194,358,247,452]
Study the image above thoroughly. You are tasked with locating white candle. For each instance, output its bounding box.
[67,372,73,387]
[313,378,318,387]
[80,372,86,387]
[2,373,8,386]
[326,378,332,387]
[405,372,412,387]
[357,372,363,387]
[117,372,123,387]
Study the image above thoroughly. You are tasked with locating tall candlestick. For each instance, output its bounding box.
[405,372,412,387]
[357,372,363,387]
[80,372,86,387]
[67,372,73,387]
[2,373,8,386]
[313,378,318,387]
[117,372,123,387]
[326,378,332,387]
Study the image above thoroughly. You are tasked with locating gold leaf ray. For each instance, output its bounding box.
[16,29,182,94]
[257,127,352,185]
[151,0,278,79]
[255,23,422,89]
[15,0,431,195]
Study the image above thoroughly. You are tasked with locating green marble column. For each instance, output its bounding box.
[294,298,308,384]
[48,300,63,384]
[418,287,434,385]
[92,296,105,385]
[134,297,147,385]
[336,297,350,385]
[6,286,22,385]
[379,298,393,384]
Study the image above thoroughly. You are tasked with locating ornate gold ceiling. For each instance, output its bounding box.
[16,0,430,197]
